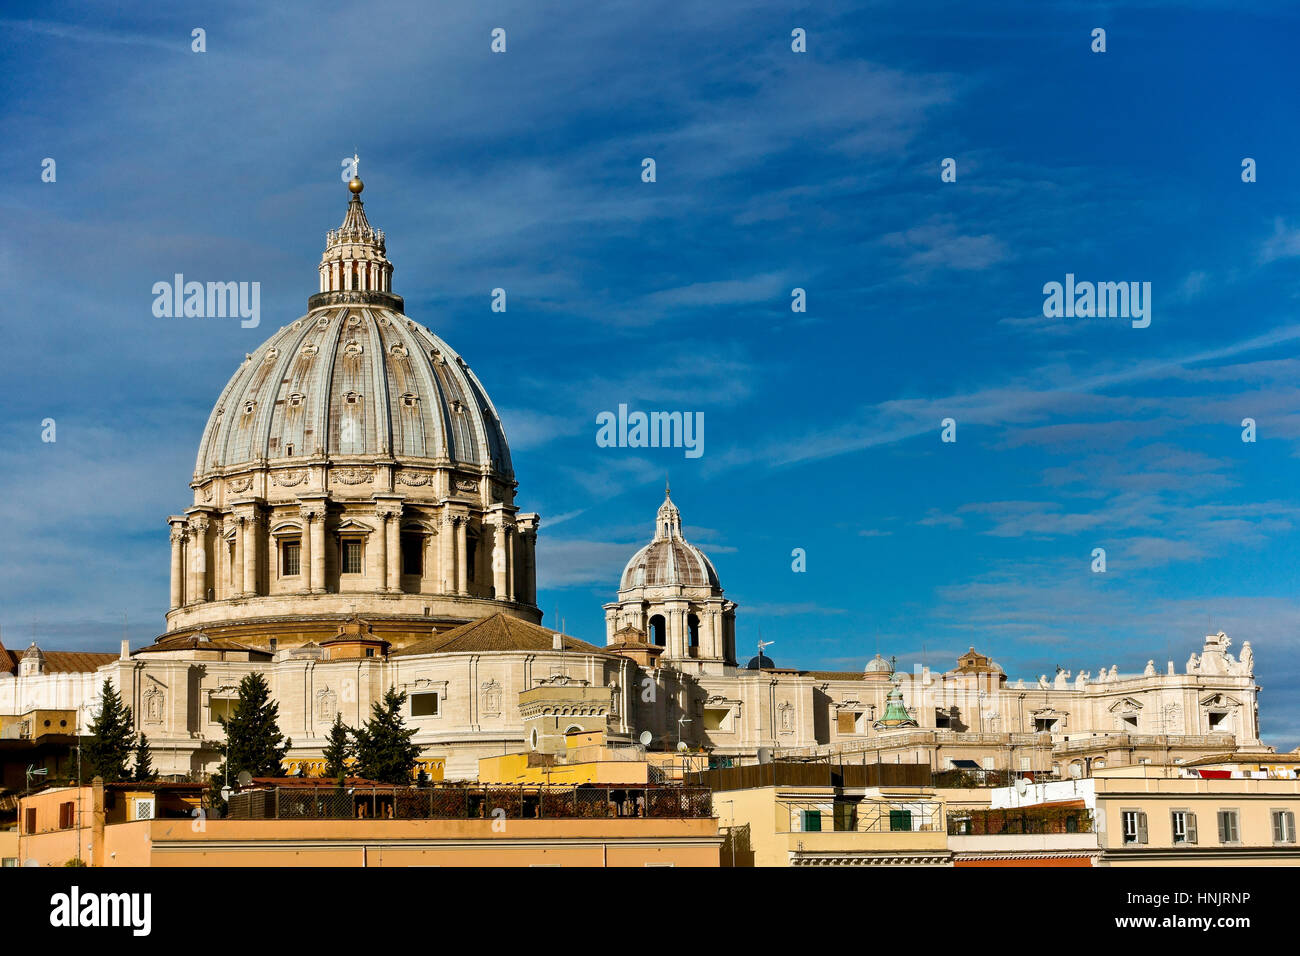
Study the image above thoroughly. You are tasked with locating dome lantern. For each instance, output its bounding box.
[313,157,397,309]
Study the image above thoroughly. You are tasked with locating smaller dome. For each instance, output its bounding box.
[619,487,721,590]
[864,653,891,674]
[22,642,45,661]
[745,653,775,670]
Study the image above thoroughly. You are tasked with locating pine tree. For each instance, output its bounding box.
[83,679,135,782]
[353,687,421,784]
[131,732,154,782]
[215,672,291,781]
[321,714,353,781]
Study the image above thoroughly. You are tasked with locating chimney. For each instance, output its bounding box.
[552,633,564,651]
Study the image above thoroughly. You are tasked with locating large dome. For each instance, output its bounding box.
[619,489,720,590]
[159,175,542,650]
[193,308,512,479]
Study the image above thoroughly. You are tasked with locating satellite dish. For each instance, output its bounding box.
[236,770,253,787]
[1017,777,1029,795]
[676,741,688,753]
[639,731,653,746]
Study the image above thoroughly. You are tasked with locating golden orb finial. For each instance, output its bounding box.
[348,176,364,195]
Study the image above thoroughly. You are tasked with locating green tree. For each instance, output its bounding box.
[83,679,134,782]
[321,714,354,781]
[214,672,291,782]
[131,732,154,782]
[353,688,420,784]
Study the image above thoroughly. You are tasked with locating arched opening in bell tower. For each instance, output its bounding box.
[649,614,666,647]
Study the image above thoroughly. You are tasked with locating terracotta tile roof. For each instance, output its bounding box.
[392,612,613,658]
[42,651,119,673]
[805,670,867,681]
[0,638,116,675]
[134,633,267,655]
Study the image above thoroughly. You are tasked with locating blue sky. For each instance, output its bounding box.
[3,1,1299,748]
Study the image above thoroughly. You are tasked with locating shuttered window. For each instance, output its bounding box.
[837,712,855,734]
[1273,810,1296,844]
[1218,809,1240,843]
[1171,810,1197,844]
[1122,810,1148,844]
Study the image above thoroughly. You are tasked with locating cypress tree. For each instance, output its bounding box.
[321,714,354,782]
[215,672,291,780]
[353,687,420,784]
[83,679,135,782]
[131,732,154,782]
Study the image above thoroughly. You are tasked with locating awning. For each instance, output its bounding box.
[951,760,983,770]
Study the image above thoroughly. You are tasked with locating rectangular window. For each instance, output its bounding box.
[133,798,155,821]
[1273,810,1296,844]
[836,711,855,734]
[889,809,913,832]
[1034,718,1057,733]
[342,539,363,575]
[410,692,439,717]
[282,540,301,576]
[800,809,822,832]
[833,802,858,832]
[24,808,35,834]
[210,698,236,724]
[1122,810,1148,845]
[58,802,74,829]
[401,532,423,576]
[1218,809,1240,844]
[1171,810,1197,844]
[703,707,731,732]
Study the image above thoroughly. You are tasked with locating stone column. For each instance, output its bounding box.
[168,521,185,609]
[505,527,516,602]
[213,519,228,600]
[385,507,401,591]
[492,521,508,600]
[441,509,455,594]
[240,511,259,596]
[299,504,315,592]
[187,515,209,604]
[310,510,326,593]
[516,514,539,606]
[375,511,388,592]
[456,517,469,595]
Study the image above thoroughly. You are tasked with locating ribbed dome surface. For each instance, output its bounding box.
[619,490,721,590]
[194,307,512,478]
[620,537,721,589]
